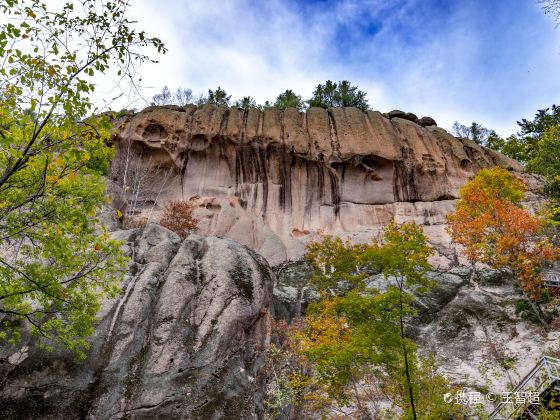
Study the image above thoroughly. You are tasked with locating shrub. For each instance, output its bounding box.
[159,200,198,239]
[122,216,148,230]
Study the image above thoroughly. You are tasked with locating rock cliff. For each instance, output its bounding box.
[112,105,522,265]
[0,105,556,418]
[107,105,558,402]
[0,225,273,419]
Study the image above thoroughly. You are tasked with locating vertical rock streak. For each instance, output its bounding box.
[114,105,523,263]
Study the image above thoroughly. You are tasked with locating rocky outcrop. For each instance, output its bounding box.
[269,259,560,396]
[0,225,273,419]
[415,269,560,391]
[112,105,523,265]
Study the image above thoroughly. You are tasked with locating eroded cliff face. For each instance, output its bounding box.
[0,226,273,419]
[113,105,522,265]
[0,105,554,418]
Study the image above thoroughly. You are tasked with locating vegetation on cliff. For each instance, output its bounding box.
[448,167,559,324]
[151,79,371,112]
[265,223,467,419]
[0,0,164,357]
[454,106,560,212]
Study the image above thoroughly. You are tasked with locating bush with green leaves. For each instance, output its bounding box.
[286,223,467,418]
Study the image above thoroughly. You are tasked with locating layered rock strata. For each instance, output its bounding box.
[112,105,522,265]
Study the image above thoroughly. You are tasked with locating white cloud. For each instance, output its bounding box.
[94,0,560,137]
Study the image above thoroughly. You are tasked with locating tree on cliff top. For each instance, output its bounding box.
[0,0,165,358]
[308,80,370,112]
[451,121,496,146]
[233,96,258,110]
[151,86,195,106]
[274,89,305,111]
[207,86,231,106]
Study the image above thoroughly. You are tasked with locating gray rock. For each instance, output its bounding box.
[476,269,513,286]
[106,179,128,215]
[414,271,468,323]
[97,204,120,231]
[110,228,141,243]
[417,116,437,127]
[136,223,181,265]
[272,260,314,321]
[447,265,472,278]
[0,227,274,420]
[387,109,407,119]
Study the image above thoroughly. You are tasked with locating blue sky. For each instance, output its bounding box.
[126,0,560,136]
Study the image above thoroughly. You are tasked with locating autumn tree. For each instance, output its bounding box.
[447,167,559,326]
[159,200,198,239]
[281,224,465,419]
[0,0,164,357]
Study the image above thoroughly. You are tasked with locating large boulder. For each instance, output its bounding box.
[417,116,437,127]
[0,225,274,419]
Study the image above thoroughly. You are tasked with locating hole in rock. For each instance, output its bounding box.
[143,123,168,142]
[436,194,455,201]
[190,134,210,151]
[362,154,381,170]
[361,154,393,181]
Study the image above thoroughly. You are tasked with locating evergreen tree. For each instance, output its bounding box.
[308,80,369,111]
[274,89,305,111]
[207,86,231,106]
[234,96,258,109]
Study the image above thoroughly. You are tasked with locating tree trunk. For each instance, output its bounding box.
[399,293,417,420]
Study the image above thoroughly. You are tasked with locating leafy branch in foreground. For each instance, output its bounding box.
[0,0,165,358]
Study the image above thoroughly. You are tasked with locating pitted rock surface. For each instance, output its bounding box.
[112,105,525,265]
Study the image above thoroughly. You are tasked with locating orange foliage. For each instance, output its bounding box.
[159,200,198,239]
[447,168,559,300]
